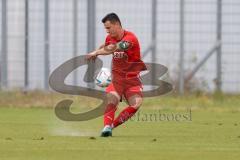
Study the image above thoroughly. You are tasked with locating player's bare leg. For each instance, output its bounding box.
[101,91,120,137]
[113,94,143,128]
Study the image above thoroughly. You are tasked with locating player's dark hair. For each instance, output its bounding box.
[102,13,122,26]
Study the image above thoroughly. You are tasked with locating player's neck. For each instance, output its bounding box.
[116,29,125,41]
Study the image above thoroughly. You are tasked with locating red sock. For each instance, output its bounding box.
[113,106,138,128]
[104,103,117,126]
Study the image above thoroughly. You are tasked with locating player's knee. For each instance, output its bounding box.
[107,92,120,105]
[130,96,143,109]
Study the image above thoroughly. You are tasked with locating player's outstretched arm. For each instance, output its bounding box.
[85,41,132,60]
[85,44,116,60]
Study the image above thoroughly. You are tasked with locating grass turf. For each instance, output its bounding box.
[0,98,240,160]
[0,94,240,160]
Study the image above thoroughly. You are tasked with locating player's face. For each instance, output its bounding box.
[104,21,119,38]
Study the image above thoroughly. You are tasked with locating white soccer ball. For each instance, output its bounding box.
[95,67,111,87]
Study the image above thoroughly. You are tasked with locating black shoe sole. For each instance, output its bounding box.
[100,131,112,137]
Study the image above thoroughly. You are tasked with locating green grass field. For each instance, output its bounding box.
[0,92,240,160]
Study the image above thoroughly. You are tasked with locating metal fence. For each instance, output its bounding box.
[0,0,240,93]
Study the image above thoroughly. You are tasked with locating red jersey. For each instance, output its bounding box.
[105,30,146,86]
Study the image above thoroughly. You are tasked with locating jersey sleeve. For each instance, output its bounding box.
[120,34,136,51]
[105,35,118,46]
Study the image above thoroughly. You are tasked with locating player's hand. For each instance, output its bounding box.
[85,51,97,60]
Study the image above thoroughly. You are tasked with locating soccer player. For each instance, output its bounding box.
[86,13,146,137]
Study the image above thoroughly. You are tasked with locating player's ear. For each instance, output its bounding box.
[111,21,121,27]
[117,21,122,27]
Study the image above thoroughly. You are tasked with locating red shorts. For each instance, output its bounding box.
[106,82,143,100]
